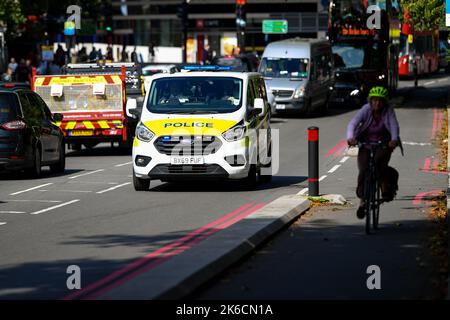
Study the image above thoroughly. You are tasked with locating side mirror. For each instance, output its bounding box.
[251,98,265,117]
[126,98,138,118]
[53,113,63,122]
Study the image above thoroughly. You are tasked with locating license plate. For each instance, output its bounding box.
[170,156,204,165]
[69,130,94,136]
[335,98,345,103]
[276,104,286,110]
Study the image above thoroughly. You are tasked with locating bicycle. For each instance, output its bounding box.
[358,141,388,234]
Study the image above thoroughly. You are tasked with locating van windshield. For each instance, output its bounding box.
[147,77,243,114]
[259,58,309,78]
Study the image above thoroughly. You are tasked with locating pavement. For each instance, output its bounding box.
[0,72,449,299]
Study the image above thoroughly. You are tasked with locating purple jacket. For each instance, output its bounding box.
[347,103,400,142]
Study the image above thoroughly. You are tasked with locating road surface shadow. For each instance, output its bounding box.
[149,175,307,192]
[66,146,132,158]
[0,169,83,181]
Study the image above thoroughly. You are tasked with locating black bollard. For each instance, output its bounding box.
[308,127,319,196]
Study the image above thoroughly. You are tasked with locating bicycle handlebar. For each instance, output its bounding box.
[357,141,389,149]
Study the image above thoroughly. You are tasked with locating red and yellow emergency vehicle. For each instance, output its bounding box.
[32,71,130,150]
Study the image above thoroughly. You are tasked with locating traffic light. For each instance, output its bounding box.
[236,4,246,28]
[177,0,189,28]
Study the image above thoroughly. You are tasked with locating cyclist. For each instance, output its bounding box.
[346,86,402,219]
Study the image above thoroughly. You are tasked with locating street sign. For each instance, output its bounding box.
[41,45,54,61]
[446,0,450,27]
[64,21,76,36]
[262,20,288,34]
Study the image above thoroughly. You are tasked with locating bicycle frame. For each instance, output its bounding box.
[360,141,386,234]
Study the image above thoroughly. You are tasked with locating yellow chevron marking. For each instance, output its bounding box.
[83,121,95,129]
[66,121,77,130]
[97,121,110,129]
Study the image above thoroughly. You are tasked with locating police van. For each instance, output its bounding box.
[127,66,272,191]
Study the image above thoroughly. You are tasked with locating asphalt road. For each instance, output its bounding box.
[0,72,449,299]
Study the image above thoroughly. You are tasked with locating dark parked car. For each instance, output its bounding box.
[0,83,65,177]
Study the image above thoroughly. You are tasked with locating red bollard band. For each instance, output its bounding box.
[308,129,318,142]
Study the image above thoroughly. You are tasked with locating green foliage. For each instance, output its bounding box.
[0,0,26,37]
[400,0,446,30]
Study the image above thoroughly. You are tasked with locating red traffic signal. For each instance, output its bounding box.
[236,0,246,5]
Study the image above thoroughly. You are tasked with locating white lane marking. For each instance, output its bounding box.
[0,222,6,226]
[4,199,62,203]
[402,141,432,146]
[328,165,341,173]
[0,211,25,214]
[115,161,133,167]
[437,79,448,83]
[68,169,104,180]
[297,188,308,195]
[340,156,349,163]
[68,181,119,185]
[38,190,92,193]
[10,183,53,196]
[319,175,327,182]
[30,199,80,215]
[96,182,131,194]
[424,81,435,86]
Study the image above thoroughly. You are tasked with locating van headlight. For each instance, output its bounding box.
[350,89,360,96]
[294,87,305,99]
[136,123,155,142]
[222,124,246,142]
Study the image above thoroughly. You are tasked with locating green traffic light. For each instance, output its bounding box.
[106,26,112,31]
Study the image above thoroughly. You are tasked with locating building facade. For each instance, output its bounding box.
[111,0,329,62]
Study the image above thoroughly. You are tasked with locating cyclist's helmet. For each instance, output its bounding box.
[368,86,389,100]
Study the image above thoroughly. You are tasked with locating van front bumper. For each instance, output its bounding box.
[132,136,253,181]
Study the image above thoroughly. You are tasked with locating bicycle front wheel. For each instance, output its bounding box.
[373,182,380,230]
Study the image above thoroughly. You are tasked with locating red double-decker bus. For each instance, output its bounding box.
[328,0,401,106]
[398,9,439,77]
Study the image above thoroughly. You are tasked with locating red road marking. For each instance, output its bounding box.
[412,189,442,205]
[83,203,266,300]
[422,157,431,171]
[431,109,440,139]
[63,202,265,300]
[334,144,347,157]
[326,140,346,158]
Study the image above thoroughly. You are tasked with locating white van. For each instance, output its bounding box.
[128,66,273,191]
[259,38,334,115]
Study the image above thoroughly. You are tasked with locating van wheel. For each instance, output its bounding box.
[71,143,82,151]
[133,170,150,191]
[26,147,42,178]
[50,142,66,173]
[259,144,272,184]
[241,164,258,189]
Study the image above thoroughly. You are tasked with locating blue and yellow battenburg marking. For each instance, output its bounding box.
[144,118,238,136]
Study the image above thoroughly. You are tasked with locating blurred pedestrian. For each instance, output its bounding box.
[1,67,14,81]
[88,47,97,62]
[15,59,32,83]
[54,45,66,67]
[131,46,138,63]
[149,42,155,62]
[121,46,129,62]
[8,58,18,74]
[106,46,113,61]
[77,47,88,63]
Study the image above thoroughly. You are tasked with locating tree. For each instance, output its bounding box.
[0,0,26,37]
[400,0,447,30]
